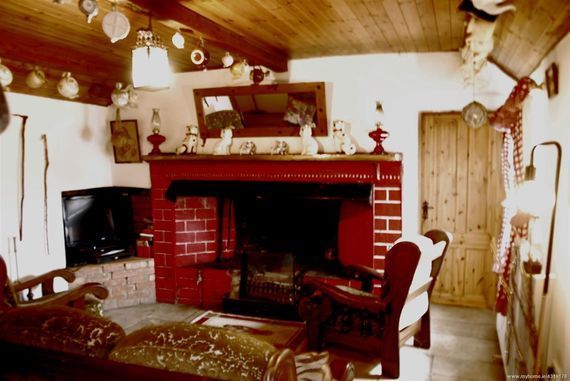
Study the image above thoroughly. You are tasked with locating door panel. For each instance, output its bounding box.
[420,112,497,308]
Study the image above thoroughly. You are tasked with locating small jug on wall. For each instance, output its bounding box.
[25,67,46,89]
[57,72,79,99]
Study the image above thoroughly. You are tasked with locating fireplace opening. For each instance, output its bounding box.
[165,180,374,319]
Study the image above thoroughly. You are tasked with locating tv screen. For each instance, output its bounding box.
[62,188,140,266]
[63,195,121,247]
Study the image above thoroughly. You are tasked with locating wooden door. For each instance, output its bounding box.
[420,112,502,308]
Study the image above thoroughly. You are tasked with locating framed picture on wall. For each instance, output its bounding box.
[110,119,142,163]
[545,62,559,98]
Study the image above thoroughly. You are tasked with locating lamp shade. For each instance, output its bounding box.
[462,100,488,129]
[132,29,171,90]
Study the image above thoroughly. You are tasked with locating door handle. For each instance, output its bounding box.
[422,201,434,220]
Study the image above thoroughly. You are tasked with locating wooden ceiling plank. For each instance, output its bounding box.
[0,30,130,84]
[450,2,467,50]
[343,0,391,51]
[400,0,431,52]
[184,0,298,52]
[285,0,357,56]
[327,0,380,53]
[381,0,417,51]
[246,0,322,51]
[492,0,535,72]
[433,0,453,51]
[416,0,442,51]
[129,0,288,71]
[364,0,404,52]
[515,6,570,76]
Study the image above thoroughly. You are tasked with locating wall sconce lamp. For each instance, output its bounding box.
[514,141,561,295]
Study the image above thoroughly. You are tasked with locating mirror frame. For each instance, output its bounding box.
[193,82,327,139]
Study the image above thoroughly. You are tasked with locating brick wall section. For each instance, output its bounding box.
[69,257,155,310]
[371,162,403,294]
[174,196,235,266]
[172,196,235,305]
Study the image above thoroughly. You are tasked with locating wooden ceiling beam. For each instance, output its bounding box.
[128,0,289,72]
[3,57,113,107]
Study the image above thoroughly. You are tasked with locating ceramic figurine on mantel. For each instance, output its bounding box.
[270,139,289,155]
[300,122,318,155]
[332,120,356,155]
[147,108,166,155]
[176,125,199,155]
[213,126,233,155]
[239,140,256,155]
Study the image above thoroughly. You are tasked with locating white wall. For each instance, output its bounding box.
[524,33,570,374]
[112,52,515,236]
[0,93,113,282]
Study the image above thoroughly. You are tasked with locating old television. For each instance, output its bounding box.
[62,187,144,266]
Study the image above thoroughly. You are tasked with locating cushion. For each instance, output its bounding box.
[0,305,125,358]
[399,292,429,330]
[110,323,277,381]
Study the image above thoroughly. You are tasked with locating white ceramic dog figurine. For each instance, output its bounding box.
[176,125,199,155]
[270,139,289,155]
[332,120,357,155]
[300,123,318,155]
[213,126,233,155]
[239,140,256,155]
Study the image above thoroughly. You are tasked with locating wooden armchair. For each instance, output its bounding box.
[298,241,421,378]
[0,255,108,313]
[298,229,451,379]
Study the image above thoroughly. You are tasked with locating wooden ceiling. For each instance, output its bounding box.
[1,0,569,106]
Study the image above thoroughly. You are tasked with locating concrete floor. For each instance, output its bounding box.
[105,303,504,381]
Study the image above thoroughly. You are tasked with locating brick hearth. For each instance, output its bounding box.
[146,155,403,309]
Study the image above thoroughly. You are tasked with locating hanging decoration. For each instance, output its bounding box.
[132,15,171,90]
[0,58,14,89]
[490,77,539,316]
[171,30,185,49]
[78,0,99,24]
[462,101,487,128]
[0,87,9,133]
[41,134,51,256]
[25,67,46,89]
[57,72,80,99]
[230,59,248,79]
[249,66,270,85]
[110,82,138,149]
[102,6,130,43]
[462,51,488,129]
[13,114,29,241]
[222,52,234,68]
[191,37,210,70]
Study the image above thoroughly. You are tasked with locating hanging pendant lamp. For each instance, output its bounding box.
[132,15,171,90]
[462,59,488,129]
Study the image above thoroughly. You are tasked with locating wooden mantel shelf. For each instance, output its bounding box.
[144,153,403,186]
[143,153,402,162]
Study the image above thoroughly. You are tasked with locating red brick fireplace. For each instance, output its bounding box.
[146,154,403,311]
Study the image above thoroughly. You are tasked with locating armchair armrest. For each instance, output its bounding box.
[19,283,109,308]
[13,269,76,299]
[342,264,385,293]
[304,279,387,314]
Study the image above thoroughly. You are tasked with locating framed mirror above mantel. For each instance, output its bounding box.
[193,82,328,139]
